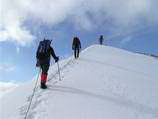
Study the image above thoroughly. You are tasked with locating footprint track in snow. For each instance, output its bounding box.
[20,59,77,118]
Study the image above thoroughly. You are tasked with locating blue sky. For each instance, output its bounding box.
[0,0,158,83]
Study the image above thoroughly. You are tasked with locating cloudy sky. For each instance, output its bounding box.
[0,0,158,83]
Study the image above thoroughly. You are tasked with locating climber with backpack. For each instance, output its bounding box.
[36,38,59,89]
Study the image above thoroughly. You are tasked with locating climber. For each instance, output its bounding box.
[36,39,59,89]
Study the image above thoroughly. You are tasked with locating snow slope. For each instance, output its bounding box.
[1,45,158,119]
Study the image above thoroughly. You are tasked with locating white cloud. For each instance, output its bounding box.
[0,0,158,46]
[0,63,16,72]
[0,0,35,46]
[0,81,18,98]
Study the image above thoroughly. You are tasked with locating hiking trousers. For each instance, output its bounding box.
[40,63,49,84]
[74,47,80,58]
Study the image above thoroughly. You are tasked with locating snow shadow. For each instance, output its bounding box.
[49,85,158,117]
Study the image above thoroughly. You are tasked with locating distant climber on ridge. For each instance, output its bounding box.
[72,36,81,59]
[99,35,104,45]
[36,39,59,89]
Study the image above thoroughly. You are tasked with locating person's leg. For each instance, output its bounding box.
[40,64,49,89]
[99,40,101,45]
[74,47,77,58]
[74,50,76,58]
[77,47,80,58]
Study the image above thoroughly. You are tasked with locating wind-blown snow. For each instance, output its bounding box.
[1,45,158,119]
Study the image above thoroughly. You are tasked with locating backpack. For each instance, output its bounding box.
[36,39,52,60]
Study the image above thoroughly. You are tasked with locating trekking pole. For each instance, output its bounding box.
[24,68,41,119]
[57,62,61,81]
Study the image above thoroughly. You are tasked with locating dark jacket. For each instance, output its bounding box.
[36,45,57,65]
[72,37,81,49]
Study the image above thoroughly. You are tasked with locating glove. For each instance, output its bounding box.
[55,57,59,62]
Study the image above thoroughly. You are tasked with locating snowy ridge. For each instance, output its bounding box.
[1,45,158,119]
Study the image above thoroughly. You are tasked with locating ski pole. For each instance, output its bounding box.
[24,68,41,119]
[57,62,61,81]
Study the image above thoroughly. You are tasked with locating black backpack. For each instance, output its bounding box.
[36,39,52,60]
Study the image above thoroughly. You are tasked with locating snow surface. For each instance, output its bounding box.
[1,45,158,119]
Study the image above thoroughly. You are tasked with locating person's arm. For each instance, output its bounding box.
[36,44,41,67]
[36,48,39,59]
[72,39,75,50]
[50,46,59,62]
